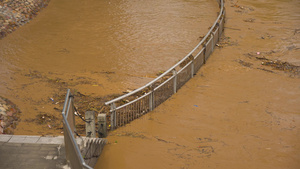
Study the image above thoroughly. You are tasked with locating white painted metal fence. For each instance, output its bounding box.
[105,0,225,130]
[62,89,93,169]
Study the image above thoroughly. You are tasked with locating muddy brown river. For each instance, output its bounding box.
[96,0,300,169]
[0,0,218,134]
[1,0,300,168]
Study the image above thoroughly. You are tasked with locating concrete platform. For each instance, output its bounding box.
[0,135,68,169]
[0,135,106,168]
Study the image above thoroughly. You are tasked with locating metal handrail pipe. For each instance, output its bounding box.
[83,163,93,169]
[62,89,70,114]
[112,91,152,112]
[177,61,193,75]
[154,75,176,91]
[62,113,93,169]
[194,47,205,60]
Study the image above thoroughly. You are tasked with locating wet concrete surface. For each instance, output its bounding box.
[0,135,67,169]
[0,0,218,135]
[96,0,300,168]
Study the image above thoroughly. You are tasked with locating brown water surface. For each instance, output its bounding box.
[0,0,218,134]
[96,0,300,169]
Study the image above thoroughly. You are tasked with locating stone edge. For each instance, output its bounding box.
[0,135,64,144]
[0,134,93,145]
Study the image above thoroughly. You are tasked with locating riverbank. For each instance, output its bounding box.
[0,0,50,39]
[0,0,51,134]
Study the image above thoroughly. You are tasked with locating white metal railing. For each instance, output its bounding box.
[62,89,93,169]
[105,0,225,130]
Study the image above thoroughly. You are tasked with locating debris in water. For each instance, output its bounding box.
[243,18,255,23]
[238,60,253,67]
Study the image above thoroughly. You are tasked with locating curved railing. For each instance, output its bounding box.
[105,0,225,130]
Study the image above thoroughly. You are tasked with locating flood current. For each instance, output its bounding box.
[0,0,299,168]
[0,0,218,134]
[95,0,300,169]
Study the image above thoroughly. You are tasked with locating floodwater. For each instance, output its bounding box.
[0,0,218,134]
[96,0,300,169]
[0,0,299,168]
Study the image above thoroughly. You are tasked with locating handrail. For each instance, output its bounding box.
[62,89,93,169]
[105,0,224,106]
[62,89,71,114]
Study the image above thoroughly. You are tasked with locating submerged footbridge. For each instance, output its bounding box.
[47,0,225,168]
[0,0,225,168]
[103,0,225,131]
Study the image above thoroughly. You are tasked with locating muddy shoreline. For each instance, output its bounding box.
[0,0,50,39]
[0,0,51,134]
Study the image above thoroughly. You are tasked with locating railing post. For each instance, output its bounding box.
[203,44,207,64]
[85,111,96,138]
[110,103,116,131]
[149,85,154,111]
[216,22,220,42]
[98,114,107,138]
[173,69,177,93]
[211,34,215,52]
[191,60,195,78]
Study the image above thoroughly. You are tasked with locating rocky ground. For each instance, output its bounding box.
[0,0,50,39]
[0,97,21,134]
